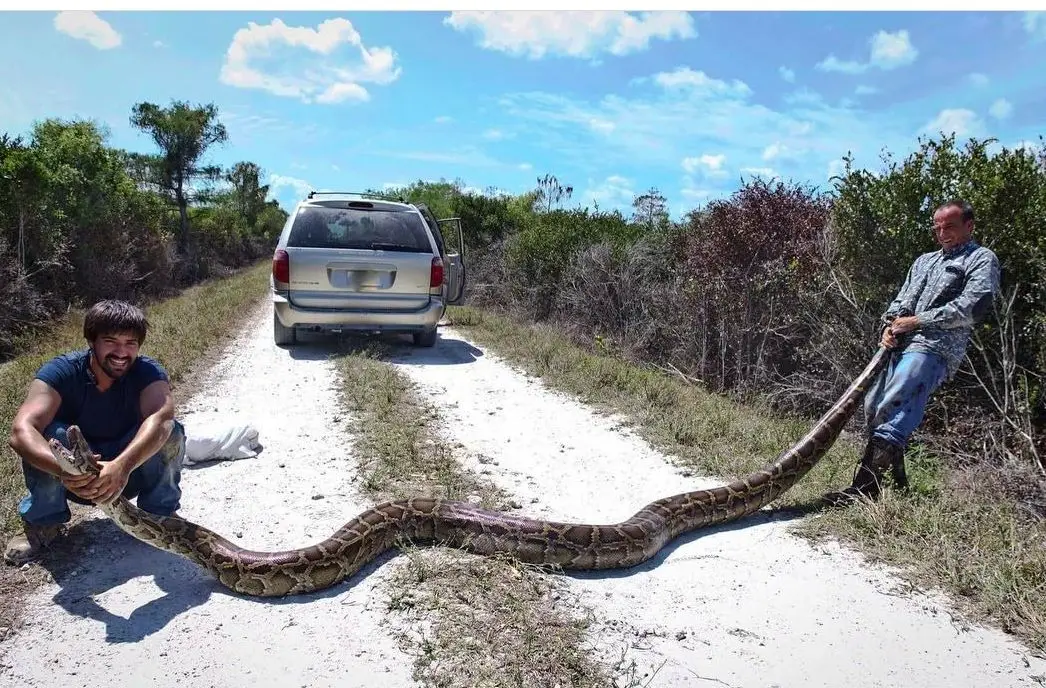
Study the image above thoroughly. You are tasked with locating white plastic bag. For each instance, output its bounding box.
[183,418,261,466]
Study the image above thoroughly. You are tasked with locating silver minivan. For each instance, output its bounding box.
[270,192,466,347]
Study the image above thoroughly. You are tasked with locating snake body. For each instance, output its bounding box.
[49,346,890,598]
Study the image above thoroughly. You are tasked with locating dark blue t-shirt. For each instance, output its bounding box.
[35,349,169,450]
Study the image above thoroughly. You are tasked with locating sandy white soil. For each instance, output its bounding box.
[1,303,1045,688]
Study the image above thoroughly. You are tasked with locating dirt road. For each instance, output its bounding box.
[1,302,1043,687]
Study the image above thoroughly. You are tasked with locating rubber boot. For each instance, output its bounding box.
[890,450,909,491]
[822,437,899,506]
[3,521,65,566]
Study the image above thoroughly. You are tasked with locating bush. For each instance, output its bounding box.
[400,133,1045,473]
[0,113,288,363]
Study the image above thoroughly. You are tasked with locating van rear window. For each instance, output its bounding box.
[287,206,431,253]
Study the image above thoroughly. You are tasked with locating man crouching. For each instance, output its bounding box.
[4,300,185,565]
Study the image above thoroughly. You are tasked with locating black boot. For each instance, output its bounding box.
[822,437,900,506]
[889,448,909,491]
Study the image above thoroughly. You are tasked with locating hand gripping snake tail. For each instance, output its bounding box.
[48,345,891,598]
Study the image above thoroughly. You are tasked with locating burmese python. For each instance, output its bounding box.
[48,345,891,598]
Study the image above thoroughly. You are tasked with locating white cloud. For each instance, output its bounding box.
[222,110,328,146]
[869,29,918,68]
[588,117,616,134]
[219,18,401,104]
[760,142,806,162]
[434,115,453,124]
[53,11,121,50]
[497,64,922,200]
[580,174,635,211]
[681,185,713,204]
[815,56,866,75]
[969,72,989,87]
[988,98,1013,120]
[518,162,533,171]
[920,108,985,139]
[681,154,727,176]
[268,174,313,202]
[826,158,847,180]
[461,184,513,198]
[740,166,777,179]
[855,85,878,96]
[783,88,825,106]
[779,66,796,83]
[651,67,752,98]
[443,11,695,60]
[1024,11,1046,40]
[817,29,918,74]
[379,146,504,168]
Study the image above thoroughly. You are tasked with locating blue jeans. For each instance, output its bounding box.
[18,420,185,526]
[864,350,948,449]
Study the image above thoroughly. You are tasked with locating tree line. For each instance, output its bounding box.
[0,100,289,360]
[380,132,1046,481]
[2,100,1041,482]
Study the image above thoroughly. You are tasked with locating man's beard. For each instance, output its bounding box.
[93,348,133,379]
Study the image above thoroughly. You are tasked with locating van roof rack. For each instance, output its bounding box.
[306,190,407,203]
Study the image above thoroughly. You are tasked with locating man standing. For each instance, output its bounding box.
[4,300,185,565]
[824,200,1001,505]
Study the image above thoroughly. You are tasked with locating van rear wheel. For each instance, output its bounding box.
[274,312,297,346]
[413,327,437,347]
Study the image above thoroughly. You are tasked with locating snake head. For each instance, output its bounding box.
[47,425,103,477]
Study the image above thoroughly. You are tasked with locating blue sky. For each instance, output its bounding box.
[1,10,1044,219]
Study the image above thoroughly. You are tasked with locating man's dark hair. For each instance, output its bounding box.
[83,300,149,344]
[937,199,974,223]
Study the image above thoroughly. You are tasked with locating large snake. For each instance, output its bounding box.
[47,346,890,598]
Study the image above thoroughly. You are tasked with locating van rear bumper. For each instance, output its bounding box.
[272,291,444,333]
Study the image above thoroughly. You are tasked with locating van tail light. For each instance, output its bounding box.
[273,249,290,284]
[430,256,444,288]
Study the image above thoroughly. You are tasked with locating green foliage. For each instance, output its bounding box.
[631,187,671,232]
[414,132,1045,470]
[830,134,1046,443]
[533,173,573,212]
[0,102,288,362]
[130,100,229,254]
[379,178,535,251]
[508,207,638,277]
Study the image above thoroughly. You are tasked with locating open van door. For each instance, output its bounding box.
[437,217,466,305]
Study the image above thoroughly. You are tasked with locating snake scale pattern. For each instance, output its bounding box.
[47,345,890,598]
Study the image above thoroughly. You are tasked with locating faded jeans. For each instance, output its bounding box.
[864,350,949,450]
[18,420,185,526]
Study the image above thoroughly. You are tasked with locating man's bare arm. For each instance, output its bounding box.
[10,381,102,497]
[9,380,68,477]
[114,380,176,474]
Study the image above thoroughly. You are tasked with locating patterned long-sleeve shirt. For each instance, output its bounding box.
[882,239,1002,378]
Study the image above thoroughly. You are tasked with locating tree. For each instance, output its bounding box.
[0,134,47,273]
[225,161,269,230]
[632,187,670,230]
[535,173,573,212]
[129,100,228,255]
